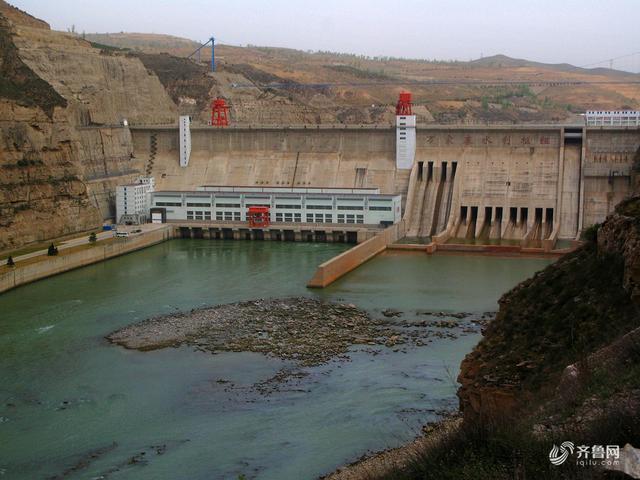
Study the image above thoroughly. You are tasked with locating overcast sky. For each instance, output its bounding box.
[11,0,640,71]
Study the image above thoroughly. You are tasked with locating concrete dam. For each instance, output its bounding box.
[130,123,639,244]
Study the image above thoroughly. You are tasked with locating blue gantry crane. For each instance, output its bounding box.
[188,37,216,72]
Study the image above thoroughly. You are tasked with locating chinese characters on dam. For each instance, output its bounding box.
[420,132,560,148]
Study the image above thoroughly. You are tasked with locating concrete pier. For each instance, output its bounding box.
[169,221,379,244]
[307,222,406,288]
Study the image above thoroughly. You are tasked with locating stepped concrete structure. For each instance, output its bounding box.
[130,123,639,245]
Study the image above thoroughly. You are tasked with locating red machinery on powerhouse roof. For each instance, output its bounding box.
[247,206,270,228]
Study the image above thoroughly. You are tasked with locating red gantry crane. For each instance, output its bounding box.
[211,97,230,126]
[396,92,413,115]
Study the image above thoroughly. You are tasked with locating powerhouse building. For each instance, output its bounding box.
[149,186,401,226]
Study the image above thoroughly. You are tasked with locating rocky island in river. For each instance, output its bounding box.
[108,297,404,366]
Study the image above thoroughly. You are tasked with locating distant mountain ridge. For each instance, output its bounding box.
[470,53,634,77]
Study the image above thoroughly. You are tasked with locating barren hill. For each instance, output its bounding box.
[85,32,640,125]
[85,32,200,53]
[0,0,48,29]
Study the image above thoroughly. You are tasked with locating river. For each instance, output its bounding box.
[0,240,552,479]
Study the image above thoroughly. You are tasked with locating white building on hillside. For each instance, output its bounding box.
[116,176,155,224]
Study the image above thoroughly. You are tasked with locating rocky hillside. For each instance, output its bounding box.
[0,1,177,251]
[85,33,640,125]
[457,178,640,422]
[132,51,342,125]
[457,234,639,420]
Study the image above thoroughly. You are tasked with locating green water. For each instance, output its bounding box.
[0,240,552,479]
[395,236,432,245]
[445,237,522,246]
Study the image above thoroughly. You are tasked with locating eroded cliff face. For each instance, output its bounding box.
[0,3,177,251]
[0,10,96,247]
[457,186,640,422]
[0,99,98,247]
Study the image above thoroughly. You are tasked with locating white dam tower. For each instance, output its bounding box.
[395,92,416,170]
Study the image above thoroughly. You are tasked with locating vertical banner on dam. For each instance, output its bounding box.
[396,115,416,169]
[179,115,192,168]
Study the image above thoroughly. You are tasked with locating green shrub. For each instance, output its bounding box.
[580,223,600,244]
[615,197,640,217]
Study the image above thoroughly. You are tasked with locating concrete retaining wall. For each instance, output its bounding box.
[307,221,405,288]
[0,227,173,294]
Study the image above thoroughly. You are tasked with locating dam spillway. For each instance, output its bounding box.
[129,123,639,244]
